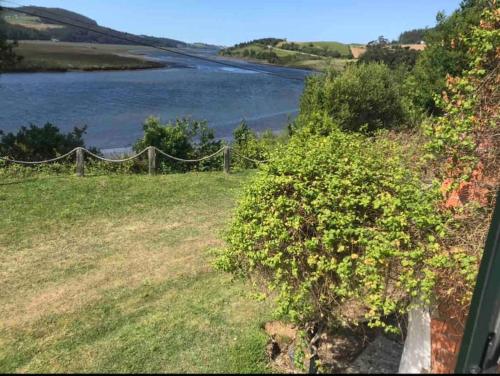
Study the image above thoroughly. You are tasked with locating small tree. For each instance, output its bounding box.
[134,117,222,172]
[299,63,407,133]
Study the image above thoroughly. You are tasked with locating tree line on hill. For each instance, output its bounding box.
[397,27,430,44]
[224,37,284,51]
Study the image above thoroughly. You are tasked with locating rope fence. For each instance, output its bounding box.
[83,147,150,163]
[0,147,79,165]
[230,150,269,164]
[0,146,268,176]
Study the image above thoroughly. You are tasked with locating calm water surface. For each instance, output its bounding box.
[0,48,309,149]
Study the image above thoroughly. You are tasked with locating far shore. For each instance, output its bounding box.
[7,40,175,73]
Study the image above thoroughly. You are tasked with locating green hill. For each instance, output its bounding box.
[219,38,353,71]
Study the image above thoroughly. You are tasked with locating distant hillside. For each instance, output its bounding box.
[219,38,353,71]
[221,38,352,58]
[0,6,187,48]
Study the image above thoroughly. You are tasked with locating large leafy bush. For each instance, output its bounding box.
[216,118,444,330]
[299,63,407,133]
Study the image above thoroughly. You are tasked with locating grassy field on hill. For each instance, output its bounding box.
[9,41,166,72]
[286,57,352,71]
[220,39,354,71]
[280,40,352,56]
[0,171,272,373]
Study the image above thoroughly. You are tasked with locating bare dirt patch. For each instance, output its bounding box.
[263,320,404,373]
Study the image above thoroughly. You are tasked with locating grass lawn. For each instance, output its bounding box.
[11,41,165,72]
[0,171,272,373]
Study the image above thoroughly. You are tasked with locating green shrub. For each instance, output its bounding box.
[298,63,407,133]
[134,116,223,173]
[216,120,445,330]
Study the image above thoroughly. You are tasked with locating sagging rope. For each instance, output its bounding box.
[0,148,79,165]
[83,148,149,163]
[154,147,225,162]
[231,150,269,164]
[0,146,266,165]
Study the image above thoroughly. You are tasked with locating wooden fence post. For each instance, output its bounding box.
[76,147,84,177]
[148,146,156,175]
[223,146,231,174]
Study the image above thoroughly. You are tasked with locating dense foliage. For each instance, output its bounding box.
[0,123,88,161]
[405,0,487,112]
[298,63,407,133]
[216,121,445,330]
[424,4,499,174]
[423,4,499,311]
[133,117,223,173]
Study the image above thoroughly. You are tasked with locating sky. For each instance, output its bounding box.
[7,0,463,46]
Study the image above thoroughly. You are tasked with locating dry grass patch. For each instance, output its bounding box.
[0,171,271,373]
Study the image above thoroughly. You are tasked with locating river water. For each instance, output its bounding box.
[0,47,309,150]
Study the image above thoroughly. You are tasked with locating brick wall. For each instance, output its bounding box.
[431,309,465,373]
